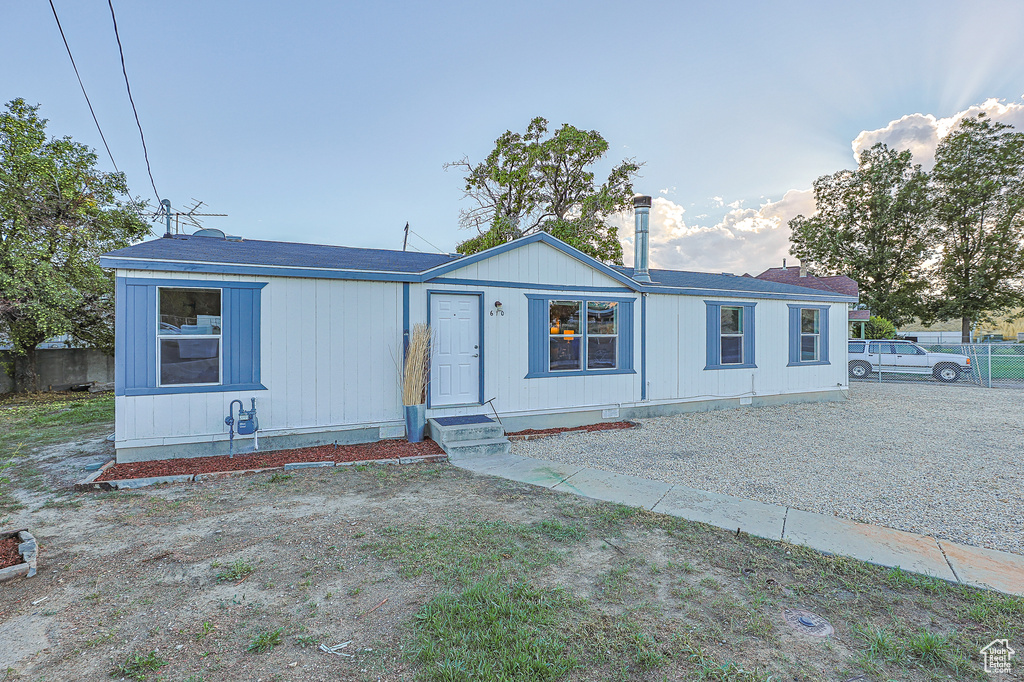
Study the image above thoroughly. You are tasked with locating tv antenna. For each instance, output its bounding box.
[149,199,228,237]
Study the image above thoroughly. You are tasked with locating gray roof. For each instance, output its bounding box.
[104,235,853,301]
[104,235,458,273]
[613,266,851,299]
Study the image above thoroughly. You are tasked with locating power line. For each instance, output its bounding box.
[408,228,444,253]
[47,0,119,172]
[107,0,160,205]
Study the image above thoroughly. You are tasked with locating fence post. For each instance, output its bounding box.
[987,344,992,388]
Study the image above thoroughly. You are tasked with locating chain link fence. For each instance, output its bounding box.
[848,341,1024,388]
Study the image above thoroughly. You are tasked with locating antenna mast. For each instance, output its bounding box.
[403,221,409,251]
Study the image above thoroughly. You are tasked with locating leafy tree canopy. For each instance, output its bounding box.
[0,98,150,389]
[925,113,1024,341]
[788,143,931,326]
[447,117,640,263]
[864,315,896,340]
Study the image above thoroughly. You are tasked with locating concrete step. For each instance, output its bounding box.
[427,418,505,445]
[443,437,512,460]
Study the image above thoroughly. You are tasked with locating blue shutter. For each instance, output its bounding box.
[788,305,801,365]
[820,306,830,364]
[618,299,634,371]
[224,286,262,386]
[744,303,756,367]
[527,295,547,376]
[117,279,157,394]
[705,303,721,368]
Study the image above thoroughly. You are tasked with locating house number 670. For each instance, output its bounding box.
[489,309,505,316]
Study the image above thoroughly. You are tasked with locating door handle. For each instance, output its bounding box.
[472,353,479,357]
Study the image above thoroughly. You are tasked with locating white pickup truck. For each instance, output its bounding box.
[848,340,973,382]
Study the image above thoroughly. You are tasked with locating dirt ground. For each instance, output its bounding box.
[0,461,1020,682]
[1,395,1022,681]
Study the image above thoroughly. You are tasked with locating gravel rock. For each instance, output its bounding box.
[513,382,1024,555]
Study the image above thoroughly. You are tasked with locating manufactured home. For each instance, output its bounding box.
[100,197,856,462]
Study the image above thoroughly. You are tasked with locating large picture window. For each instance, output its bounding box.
[705,301,756,369]
[526,295,634,378]
[548,300,619,371]
[158,288,222,385]
[787,304,830,366]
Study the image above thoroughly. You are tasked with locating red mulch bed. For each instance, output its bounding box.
[0,536,23,571]
[507,421,636,438]
[97,439,444,482]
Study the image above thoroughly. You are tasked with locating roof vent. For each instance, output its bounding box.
[193,228,225,239]
[224,235,243,242]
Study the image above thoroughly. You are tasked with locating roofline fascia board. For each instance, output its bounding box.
[100,257,423,283]
[639,286,856,303]
[420,232,643,291]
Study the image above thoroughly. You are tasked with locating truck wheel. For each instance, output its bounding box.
[849,361,871,378]
[933,363,959,383]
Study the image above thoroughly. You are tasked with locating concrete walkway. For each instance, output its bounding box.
[454,453,1024,597]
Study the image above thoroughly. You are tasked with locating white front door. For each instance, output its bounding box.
[430,294,480,406]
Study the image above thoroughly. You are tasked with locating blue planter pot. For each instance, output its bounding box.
[404,404,427,443]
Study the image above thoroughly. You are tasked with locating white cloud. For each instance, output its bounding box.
[616,98,1024,275]
[617,191,813,275]
[852,97,1024,169]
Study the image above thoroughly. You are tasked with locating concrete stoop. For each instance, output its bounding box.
[427,415,511,460]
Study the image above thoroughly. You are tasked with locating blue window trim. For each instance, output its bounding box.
[525,294,636,379]
[116,277,267,396]
[787,304,830,366]
[705,301,757,370]
[425,290,485,408]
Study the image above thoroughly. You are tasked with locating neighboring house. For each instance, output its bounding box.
[99,197,856,463]
[754,263,868,338]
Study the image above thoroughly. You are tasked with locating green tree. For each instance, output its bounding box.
[446,117,640,263]
[925,113,1024,342]
[864,315,896,340]
[788,143,932,325]
[0,99,150,391]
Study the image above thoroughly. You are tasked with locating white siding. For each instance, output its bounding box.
[644,295,847,403]
[440,241,628,289]
[116,270,404,448]
[116,252,849,450]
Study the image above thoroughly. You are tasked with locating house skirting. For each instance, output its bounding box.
[114,423,399,463]
[114,388,848,463]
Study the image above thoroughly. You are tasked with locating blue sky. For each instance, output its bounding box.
[5,1,1024,272]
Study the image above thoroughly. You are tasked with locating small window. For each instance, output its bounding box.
[158,287,221,385]
[869,341,894,354]
[848,341,866,353]
[705,301,756,369]
[788,304,829,366]
[720,306,744,364]
[801,308,820,361]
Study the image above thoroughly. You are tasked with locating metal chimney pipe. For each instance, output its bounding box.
[633,195,652,283]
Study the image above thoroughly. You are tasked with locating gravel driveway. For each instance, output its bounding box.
[514,382,1024,556]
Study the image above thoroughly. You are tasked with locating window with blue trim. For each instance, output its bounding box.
[788,305,830,366]
[526,295,634,378]
[117,277,266,396]
[705,301,756,369]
